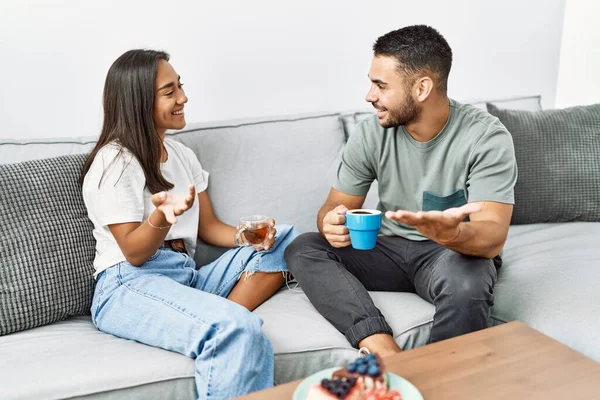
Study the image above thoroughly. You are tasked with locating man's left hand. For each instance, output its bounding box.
[385,203,483,245]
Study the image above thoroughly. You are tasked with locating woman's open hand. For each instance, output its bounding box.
[151,184,196,224]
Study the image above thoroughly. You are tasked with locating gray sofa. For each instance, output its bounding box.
[1,95,599,399]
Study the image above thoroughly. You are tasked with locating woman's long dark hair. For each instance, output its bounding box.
[79,49,174,193]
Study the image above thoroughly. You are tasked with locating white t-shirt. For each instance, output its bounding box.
[82,138,209,277]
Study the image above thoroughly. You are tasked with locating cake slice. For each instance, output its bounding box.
[306,377,362,399]
[365,388,403,400]
[332,353,388,391]
[306,353,402,400]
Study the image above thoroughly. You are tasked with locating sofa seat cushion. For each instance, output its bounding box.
[493,222,600,362]
[255,288,434,384]
[0,316,195,400]
[0,291,434,398]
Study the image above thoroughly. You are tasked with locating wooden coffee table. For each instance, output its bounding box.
[235,321,600,399]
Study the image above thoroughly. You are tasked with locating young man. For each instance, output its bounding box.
[284,25,517,357]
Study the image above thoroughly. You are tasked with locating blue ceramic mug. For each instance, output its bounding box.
[344,209,382,250]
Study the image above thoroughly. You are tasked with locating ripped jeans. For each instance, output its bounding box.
[91,225,297,400]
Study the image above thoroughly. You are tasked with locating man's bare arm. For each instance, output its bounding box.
[440,202,512,258]
[317,188,366,234]
[386,201,513,259]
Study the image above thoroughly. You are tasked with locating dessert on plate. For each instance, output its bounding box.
[306,376,362,400]
[306,353,403,399]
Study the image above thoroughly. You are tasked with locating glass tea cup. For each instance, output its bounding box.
[234,215,275,248]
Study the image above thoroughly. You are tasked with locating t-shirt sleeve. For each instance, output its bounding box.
[333,123,376,196]
[91,147,147,226]
[466,128,518,204]
[182,145,209,193]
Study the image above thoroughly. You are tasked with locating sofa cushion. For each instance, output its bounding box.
[0,290,434,399]
[255,288,434,384]
[492,222,600,362]
[469,95,542,112]
[168,113,347,266]
[0,155,96,335]
[340,110,375,138]
[0,316,195,400]
[0,137,97,165]
[487,103,600,224]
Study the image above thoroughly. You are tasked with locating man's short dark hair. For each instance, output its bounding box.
[373,25,452,94]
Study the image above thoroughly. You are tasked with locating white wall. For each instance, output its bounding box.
[0,0,566,139]
[555,0,600,108]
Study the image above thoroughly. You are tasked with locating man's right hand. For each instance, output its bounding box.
[322,205,351,248]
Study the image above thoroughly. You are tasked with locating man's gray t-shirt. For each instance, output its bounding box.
[335,99,517,241]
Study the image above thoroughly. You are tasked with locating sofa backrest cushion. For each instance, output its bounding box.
[487,103,600,224]
[0,154,96,336]
[470,95,542,112]
[340,110,374,139]
[0,137,97,165]
[168,113,346,266]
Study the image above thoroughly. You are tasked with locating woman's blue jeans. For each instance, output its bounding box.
[91,225,297,399]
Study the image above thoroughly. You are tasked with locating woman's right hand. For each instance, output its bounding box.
[151,184,196,224]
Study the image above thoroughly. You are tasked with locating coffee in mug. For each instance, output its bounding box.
[344,209,382,250]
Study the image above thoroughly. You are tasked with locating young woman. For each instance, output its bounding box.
[80,49,297,399]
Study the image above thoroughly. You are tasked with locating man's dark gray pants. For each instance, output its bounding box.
[283,232,499,348]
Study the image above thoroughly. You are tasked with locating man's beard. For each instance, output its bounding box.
[376,93,422,128]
